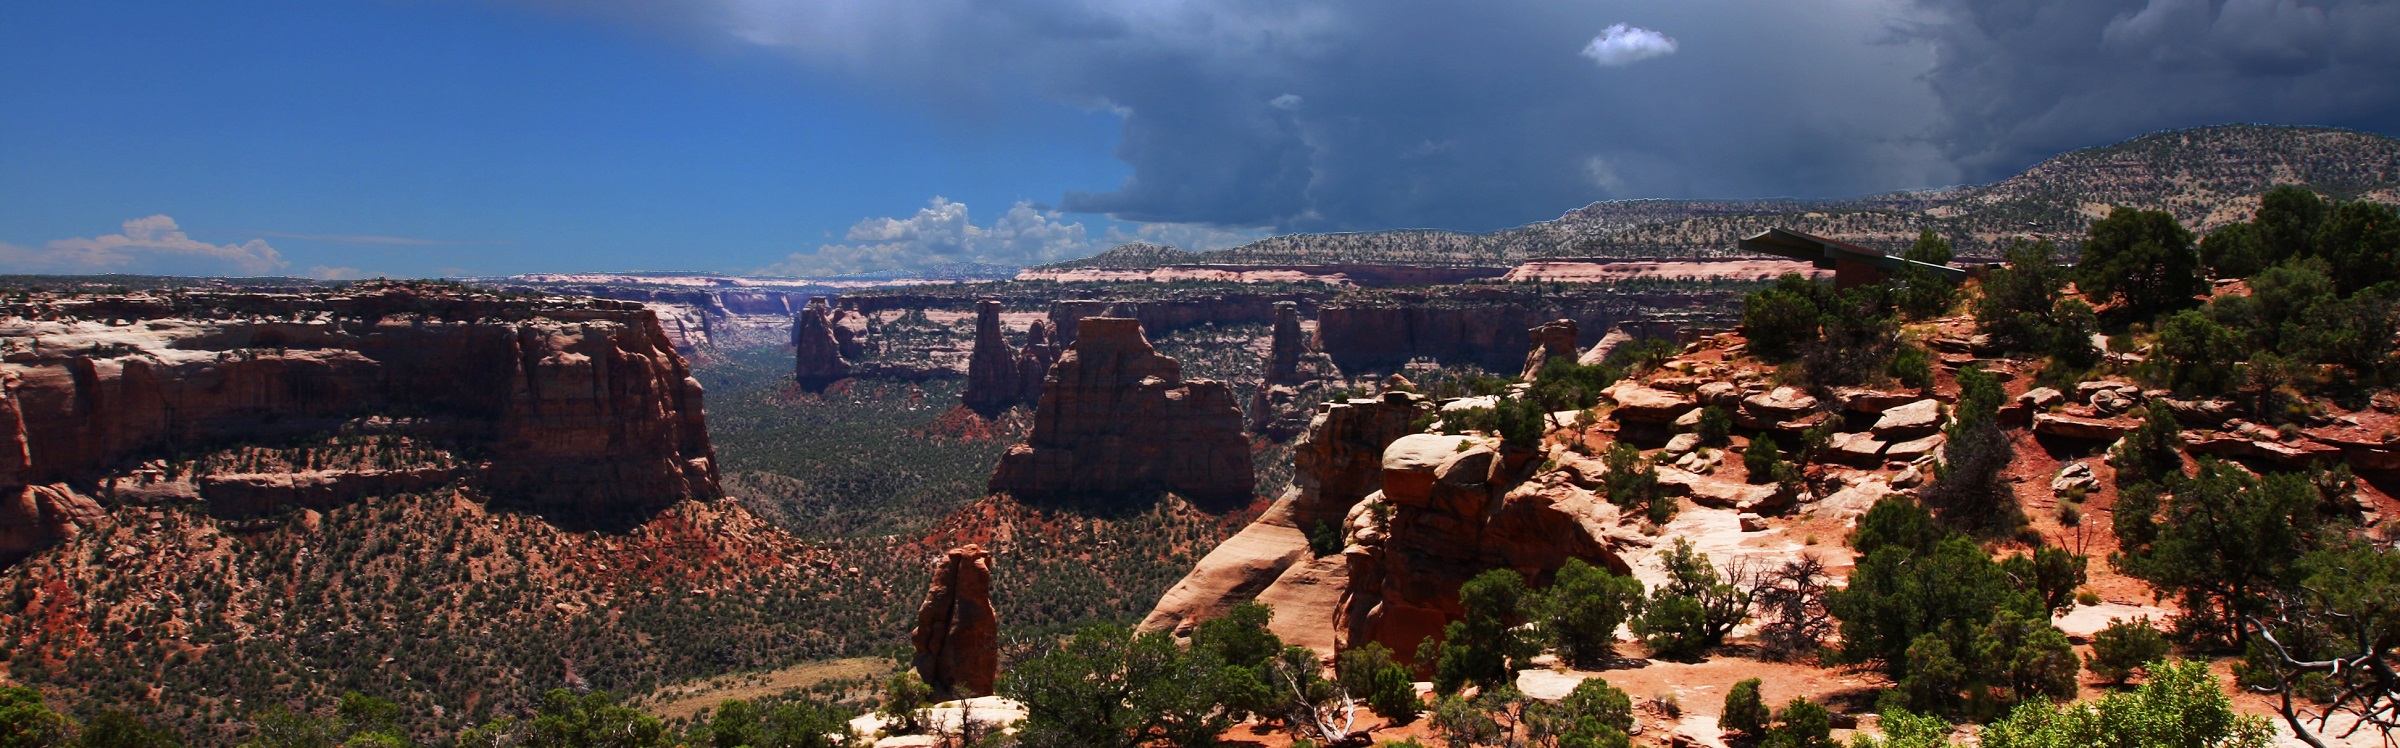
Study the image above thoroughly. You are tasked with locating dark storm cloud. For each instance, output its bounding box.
[1910,0,2400,180]
[517,0,2398,236]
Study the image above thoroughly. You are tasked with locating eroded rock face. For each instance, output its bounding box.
[1336,434,1633,662]
[911,545,999,698]
[1269,301,1306,386]
[962,300,1064,415]
[792,297,853,389]
[963,300,1022,413]
[1521,319,1579,379]
[987,318,1252,505]
[1141,390,1428,637]
[0,284,720,559]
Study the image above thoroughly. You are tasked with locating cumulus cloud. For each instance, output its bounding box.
[772,198,1095,276]
[0,216,289,276]
[1581,24,1679,66]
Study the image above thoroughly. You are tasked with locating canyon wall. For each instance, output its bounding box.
[1315,287,1743,373]
[0,284,720,563]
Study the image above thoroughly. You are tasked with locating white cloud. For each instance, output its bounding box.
[773,198,1096,276]
[308,266,369,280]
[0,216,289,276]
[1581,23,1679,66]
[1270,93,1304,110]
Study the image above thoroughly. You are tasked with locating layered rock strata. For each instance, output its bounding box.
[792,297,853,389]
[987,318,1252,505]
[911,545,999,698]
[0,283,720,563]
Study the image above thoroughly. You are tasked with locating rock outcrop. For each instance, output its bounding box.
[1337,434,1634,661]
[792,297,853,389]
[1521,319,1579,379]
[0,283,720,562]
[963,300,1022,413]
[1315,287,1735,373]
[1142,390,1429,644]
[961,300,1063,414]
[1269,301,1306,386]
[987,318,1252,506]
[910,545,999,698]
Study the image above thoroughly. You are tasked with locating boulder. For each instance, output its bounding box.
[1741,387,1820,421]
[2033,412,2135,441]
[2090,388,2138,416]
[1833,387,1921,414]
[1883,433,1947,461]
[911,545,999,698]
[1829,432,1887,461]
[1695,381,1742,409]
[2018,387,2066,410]
[1674,449,1722,474]
[2158,397,2237,428]
[1656,467,1780,510]
[2302,425,2400,471]
[1664,433,1701,456]
[1738,513,1768,532]
[1870,399,1945,439]
[2051,462,2100,495]
[1606,384,1696,424]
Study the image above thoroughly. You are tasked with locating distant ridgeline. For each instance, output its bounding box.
[1027,124,2400,269]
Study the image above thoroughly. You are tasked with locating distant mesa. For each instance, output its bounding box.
[0,283,721,564]
[987,317,1253,508]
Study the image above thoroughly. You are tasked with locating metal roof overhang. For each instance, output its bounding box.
[1737,228,1968,282]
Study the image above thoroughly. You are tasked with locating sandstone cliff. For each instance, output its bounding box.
[1268,301,1305,386]
[0,283,720,563]
[987,318,1252,506]
[1334,434,1635,661]
[1141,390,1427,647]
[1315,287,1738,373]
[911,544,999,698]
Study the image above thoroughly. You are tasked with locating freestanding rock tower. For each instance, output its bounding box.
[988,318,1252,506]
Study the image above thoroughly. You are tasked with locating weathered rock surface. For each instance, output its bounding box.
[1336,434,1634,660]
[1741,387,1819,421]
[1521,319,1579,379]
[961,300,1061,414]
[1143,391,1427,637]
[1269,301,1306,385]
[792,297,853,388]
[1606,383,1697,424]
[1870,399,1945,439]
[911,545,999,698]
[2032,412,2136,440]
[988,318,1252,505]
[0,284,720,562]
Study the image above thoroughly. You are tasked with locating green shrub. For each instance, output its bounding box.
[2077,207,2204,322]
[1424,569,1537,694]
[1633,540,1752,660]
[1744,435,1785,484]
[2085,617,2169,684]
[1889,344,1933,390]
[1744,274,1828,361]
[1696,406,1733,444]
[1764,698,1834,748]
[1721,678,1770,737]
[1336,643,1421,724]
[1535,558,1646,668]
[1979,660,2271,748]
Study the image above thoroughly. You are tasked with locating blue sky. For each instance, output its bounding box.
[4,0,2396,278]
